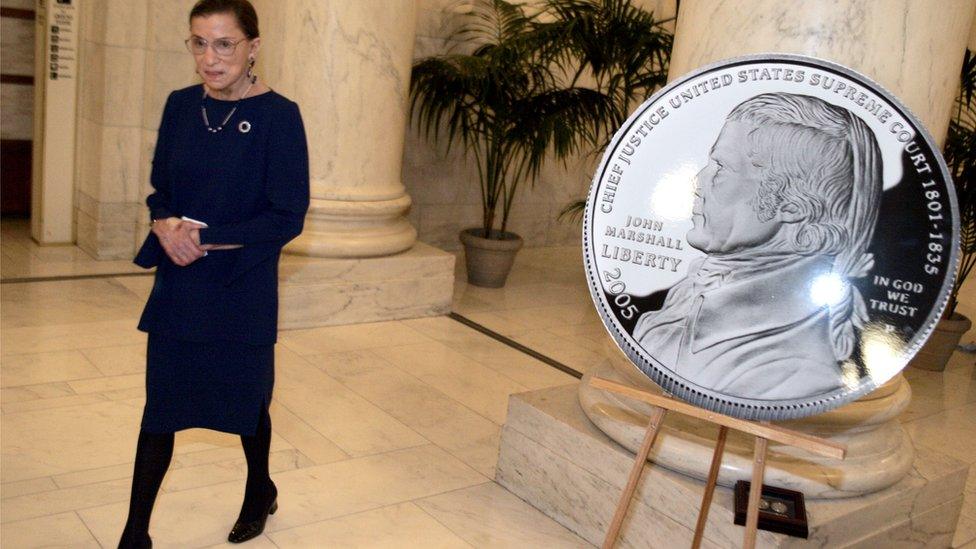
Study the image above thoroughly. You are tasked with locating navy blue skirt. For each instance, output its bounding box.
[141,333,274,435]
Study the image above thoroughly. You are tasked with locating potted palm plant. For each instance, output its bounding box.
[410,0,671,287]
[912,49,976,371]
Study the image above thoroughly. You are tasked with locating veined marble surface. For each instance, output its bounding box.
[254,0,420,257]
[278,241,454,328]
[669,0,976,147]
[578,360,916,499]
[71,0,199,259]
[498,383,969,548]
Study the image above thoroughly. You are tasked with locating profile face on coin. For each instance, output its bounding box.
[583,54,959,420]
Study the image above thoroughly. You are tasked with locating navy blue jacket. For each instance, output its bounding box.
[133,85,310,345]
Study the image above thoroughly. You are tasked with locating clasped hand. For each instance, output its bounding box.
[152,218,240,267]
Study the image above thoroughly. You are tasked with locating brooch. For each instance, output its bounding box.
[238,120,252,134]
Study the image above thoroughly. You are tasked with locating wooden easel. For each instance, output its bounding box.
[590,377,846,549]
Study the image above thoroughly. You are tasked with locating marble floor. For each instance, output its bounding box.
[2,217,975,548]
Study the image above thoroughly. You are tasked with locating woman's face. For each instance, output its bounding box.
[189,13,260,96]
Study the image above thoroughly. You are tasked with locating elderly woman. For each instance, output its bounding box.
[119,0,309,546]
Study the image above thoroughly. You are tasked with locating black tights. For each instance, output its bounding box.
[238,405,276,523]
[118,407,274,547]
[118,431,173,547]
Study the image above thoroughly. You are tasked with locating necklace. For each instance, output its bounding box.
[200,77,255,133]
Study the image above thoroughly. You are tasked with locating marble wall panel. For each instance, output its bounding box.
[505,211,551,247]
[401,131,468,206]
[74,190,141,221]
[520,154,595,210]
[1,17,34,76]
[406,203,421,235]
[75,0,161,259]
[137,129,155,203]
[75,210,100,259]
[98,0,148,49]
[971,8,976,50]
[75,209,138,260]
[133,219,151,253]
[74,118,103,201]
[95,125,143,204]
[148,0,197,53]
[78,40,106,124]
[75,0,90,46]
[416,203,482,251]
[141,49,196,130]
[0,83,33,140]
[546,203,584,246]
[81,0,106,43]
[98,46,146,127]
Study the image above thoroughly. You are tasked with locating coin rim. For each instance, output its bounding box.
[582,52,960,420]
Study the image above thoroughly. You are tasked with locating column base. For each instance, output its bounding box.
[496,384,968,548]
[278,241,454,329]
[286,196,418,258]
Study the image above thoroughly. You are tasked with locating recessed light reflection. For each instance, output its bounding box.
[860,324,905,385]
[650,164,696,221]
[810,273,847,307]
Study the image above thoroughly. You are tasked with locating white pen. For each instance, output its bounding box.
[180,216,209,256]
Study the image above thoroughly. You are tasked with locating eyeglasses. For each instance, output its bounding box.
[184,36,247,56]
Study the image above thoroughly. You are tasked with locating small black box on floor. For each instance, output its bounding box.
[733,480,809,539]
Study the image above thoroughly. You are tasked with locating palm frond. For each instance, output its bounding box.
[410,0,673,238]
[945,48,976,316]
[558,199,587,222]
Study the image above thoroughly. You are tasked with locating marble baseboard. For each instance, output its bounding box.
[75,210,138,261]
[278,241,454,329]
[496,384,970,548]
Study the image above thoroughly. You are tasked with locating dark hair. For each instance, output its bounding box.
[189,0,259,39]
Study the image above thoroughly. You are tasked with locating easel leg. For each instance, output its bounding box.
[743,435,769,549]
[691,426,728,549]
[601,406,667,549]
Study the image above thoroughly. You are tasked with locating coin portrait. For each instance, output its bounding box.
[584,54,958,420]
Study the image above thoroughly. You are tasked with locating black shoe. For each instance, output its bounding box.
[117,531,152,549]
[227,498,278,543]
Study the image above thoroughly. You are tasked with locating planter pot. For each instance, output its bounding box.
[459,228,524,288]
[909,313,972,371]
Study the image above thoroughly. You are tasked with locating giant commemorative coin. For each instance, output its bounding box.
[583,54,959,420]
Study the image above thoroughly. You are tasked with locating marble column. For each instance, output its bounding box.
[253,0,418,257]
[247,0,453,328]
[669,0,975,147]
[579,0,976,497]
